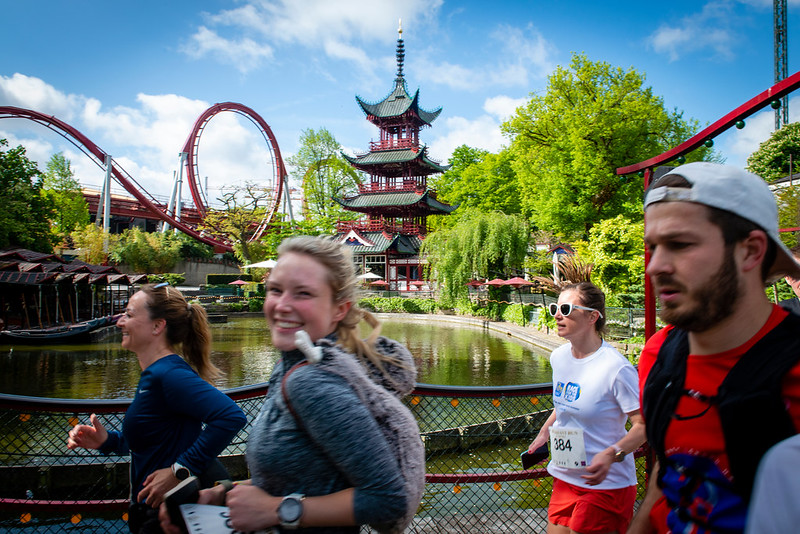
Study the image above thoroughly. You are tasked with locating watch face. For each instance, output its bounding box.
[175,466,190,480]
[279,497,303,523]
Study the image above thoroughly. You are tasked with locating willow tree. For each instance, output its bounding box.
[503,53,710,238]
[421,210,529,305]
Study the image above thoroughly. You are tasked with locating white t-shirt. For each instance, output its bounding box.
[546,340,640,489]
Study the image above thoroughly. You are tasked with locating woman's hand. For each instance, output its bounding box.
[582,447,615,485]
[226,484,278,531]
[528,435,548,454]
[67,413,108,451]
[138,467,178,508]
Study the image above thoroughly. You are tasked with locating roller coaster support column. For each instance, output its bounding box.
[161,171,178,233]
[175,151,186,229]
[282,172,295,224]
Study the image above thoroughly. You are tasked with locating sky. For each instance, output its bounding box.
[2,0,800,211]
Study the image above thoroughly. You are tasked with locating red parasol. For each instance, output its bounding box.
[466,279,485,287]
[485,278,508,287]
[228,279,249,285]
[409,281,425,286]
[369,280,389,286]
[504,276,534,288]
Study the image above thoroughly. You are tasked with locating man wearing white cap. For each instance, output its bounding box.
[629,162,800,534]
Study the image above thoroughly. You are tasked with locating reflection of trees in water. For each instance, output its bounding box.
[0,317,551,399]
[378,320,551,387]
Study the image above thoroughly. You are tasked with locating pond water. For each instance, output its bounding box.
[0,316,554,399]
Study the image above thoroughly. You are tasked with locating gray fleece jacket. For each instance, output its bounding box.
[246,336,424,533]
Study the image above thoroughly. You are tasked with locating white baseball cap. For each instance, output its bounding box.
[644,161,800,283]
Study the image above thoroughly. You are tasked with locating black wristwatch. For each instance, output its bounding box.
[278,493,305,529]
[171,462,191,480]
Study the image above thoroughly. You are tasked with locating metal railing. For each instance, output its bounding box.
[0,383,647,533]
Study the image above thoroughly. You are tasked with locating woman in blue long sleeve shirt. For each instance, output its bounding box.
[67,283,247,533]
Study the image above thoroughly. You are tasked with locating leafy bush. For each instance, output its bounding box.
[358,297,440,314]
[227,302,246,312]
[248,298,264,312]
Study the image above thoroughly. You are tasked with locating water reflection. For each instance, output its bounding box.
[0,316,553,399]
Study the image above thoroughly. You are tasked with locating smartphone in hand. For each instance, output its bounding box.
[164,476,200,533]
[521,443,549,469]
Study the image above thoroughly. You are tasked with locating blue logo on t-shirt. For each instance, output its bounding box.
[563,382,581,402]
[554,381,564,398]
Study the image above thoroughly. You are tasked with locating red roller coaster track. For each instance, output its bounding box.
[0,102,288,252]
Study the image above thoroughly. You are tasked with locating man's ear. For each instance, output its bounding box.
[739,230,769,274]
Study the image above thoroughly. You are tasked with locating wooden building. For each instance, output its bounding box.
[335,25,456,290]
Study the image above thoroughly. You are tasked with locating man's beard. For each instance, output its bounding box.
[656,246,740,332]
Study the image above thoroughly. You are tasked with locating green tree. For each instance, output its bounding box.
[109,227,182,273]
[427,144,488,232]
[42,153,89,243]
[199,182,280,264]
[575,215,645,306]
[0,139,55,251]
[421,209,529,305]
[70,223,118,265]
[436,148,521,216]
[774,185,799,249]
[746,122,800,249]
[747,122,800,182]
[288,128,361,232]
[503,53,710,237]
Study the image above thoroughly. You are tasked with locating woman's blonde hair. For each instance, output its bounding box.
[276,235,403,371]
[139,283,222,383]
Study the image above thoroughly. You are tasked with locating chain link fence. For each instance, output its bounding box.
[1,384,647,533]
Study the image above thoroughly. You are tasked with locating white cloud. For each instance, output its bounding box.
[483,95,528,121]
[417,24,555,91]
[182,26,274,74]
[0,73,84,120]
[185,0,441,75]
[429,114,507,163]
[648,0,739,61]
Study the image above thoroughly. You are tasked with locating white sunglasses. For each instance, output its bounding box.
[548,302,604,319]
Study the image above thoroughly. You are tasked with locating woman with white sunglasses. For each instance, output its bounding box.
[528,282,645,534]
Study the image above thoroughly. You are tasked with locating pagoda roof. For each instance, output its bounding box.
[342,146,449,176]
[356,79,442,126]
[334,190,456,216]
[338,230,423,255]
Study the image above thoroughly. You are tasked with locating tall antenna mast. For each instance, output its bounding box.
[774,0,789,130]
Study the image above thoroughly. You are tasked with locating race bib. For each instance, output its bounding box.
[549,427,587,469]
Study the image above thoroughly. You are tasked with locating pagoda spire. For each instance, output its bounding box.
[396,19,405,81]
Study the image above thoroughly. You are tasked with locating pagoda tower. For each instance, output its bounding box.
[335,22,456,290]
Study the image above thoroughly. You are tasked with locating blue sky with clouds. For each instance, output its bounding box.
[1,0,799,206]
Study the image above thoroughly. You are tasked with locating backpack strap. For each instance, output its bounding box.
[717,312,800,498]
[642,327,689,485]
[281,360,309,428]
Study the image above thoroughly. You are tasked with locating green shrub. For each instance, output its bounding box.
[357,297,440,314]
[248,298,264,312]
[228,302,246,312]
